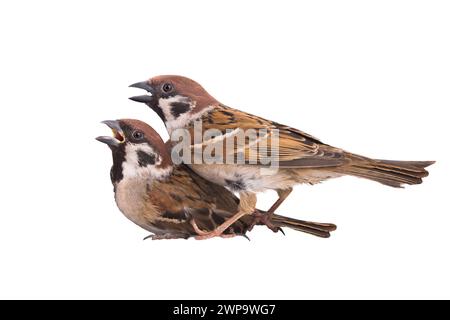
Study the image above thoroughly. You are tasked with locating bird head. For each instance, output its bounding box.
[96,119,172,182]
[129,75,218,131]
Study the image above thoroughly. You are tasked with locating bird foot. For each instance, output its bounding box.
[248,211,285,235]
[194,231,249,241]
[143,233,190,240]
[190,217,250,240]
[190,219,227,240]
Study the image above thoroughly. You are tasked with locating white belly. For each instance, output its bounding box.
[188,164,298,193]
[189,164,342,193]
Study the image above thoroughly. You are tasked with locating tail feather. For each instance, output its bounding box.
[337,156,435,188]
[270,214,337,238]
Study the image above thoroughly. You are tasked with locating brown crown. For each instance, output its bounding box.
[150,75,219,112]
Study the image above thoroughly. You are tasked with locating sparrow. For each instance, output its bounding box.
[129,75,434,239]
[96,119,337,239]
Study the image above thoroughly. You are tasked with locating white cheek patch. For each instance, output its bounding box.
[159,95,193,120]
[121,144,171,180]
[158,95,197,134]
[122,144,154,178]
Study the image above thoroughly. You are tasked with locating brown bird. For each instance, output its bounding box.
[129,75,434,239]
[96,119,337,239]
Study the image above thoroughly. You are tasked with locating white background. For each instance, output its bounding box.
[0,0,449,300]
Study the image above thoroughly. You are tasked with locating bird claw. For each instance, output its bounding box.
[193,230,223,240]
[190,218,250,240]
[194,232,250,241]
[249,211,285,235]
[143,233,190,240]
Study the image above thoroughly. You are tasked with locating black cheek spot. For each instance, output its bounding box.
[137,150,156,167]
[170,102,191,118]
[225,179,246,192]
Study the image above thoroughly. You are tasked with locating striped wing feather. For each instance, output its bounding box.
[188,105,348,168]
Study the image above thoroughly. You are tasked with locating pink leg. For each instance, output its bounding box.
[191,192,257,240]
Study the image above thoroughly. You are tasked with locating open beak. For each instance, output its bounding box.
[129,81,155,103]
[96,120,126,146]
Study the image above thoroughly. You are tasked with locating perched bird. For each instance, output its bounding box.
[96,119,337,239]
[129,75,435,239]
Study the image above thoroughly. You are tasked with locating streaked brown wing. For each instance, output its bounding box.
[150,207,249,236]
[144,165,244,236]
[186,105,348,168]
[149,165,239,213]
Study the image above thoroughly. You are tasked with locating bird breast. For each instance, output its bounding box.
[114,177,160,229]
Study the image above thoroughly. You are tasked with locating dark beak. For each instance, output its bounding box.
[129,81,155,93]
[96,120,125,146]
[129,81,155,104]
[129,95,154,103]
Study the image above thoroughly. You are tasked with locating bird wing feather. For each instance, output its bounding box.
[146,165,245,235]
[185,105,348,168]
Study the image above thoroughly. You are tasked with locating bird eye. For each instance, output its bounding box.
[132,130,144,140]
[162,83,173,93]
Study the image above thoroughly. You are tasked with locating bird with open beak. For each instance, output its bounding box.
[129,75,435,240]
[96,119,337,240]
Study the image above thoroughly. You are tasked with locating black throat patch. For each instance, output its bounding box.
[110,146,126,184]
[147,99,167,123]
[170,101,191,118]
[137,150,156,167]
